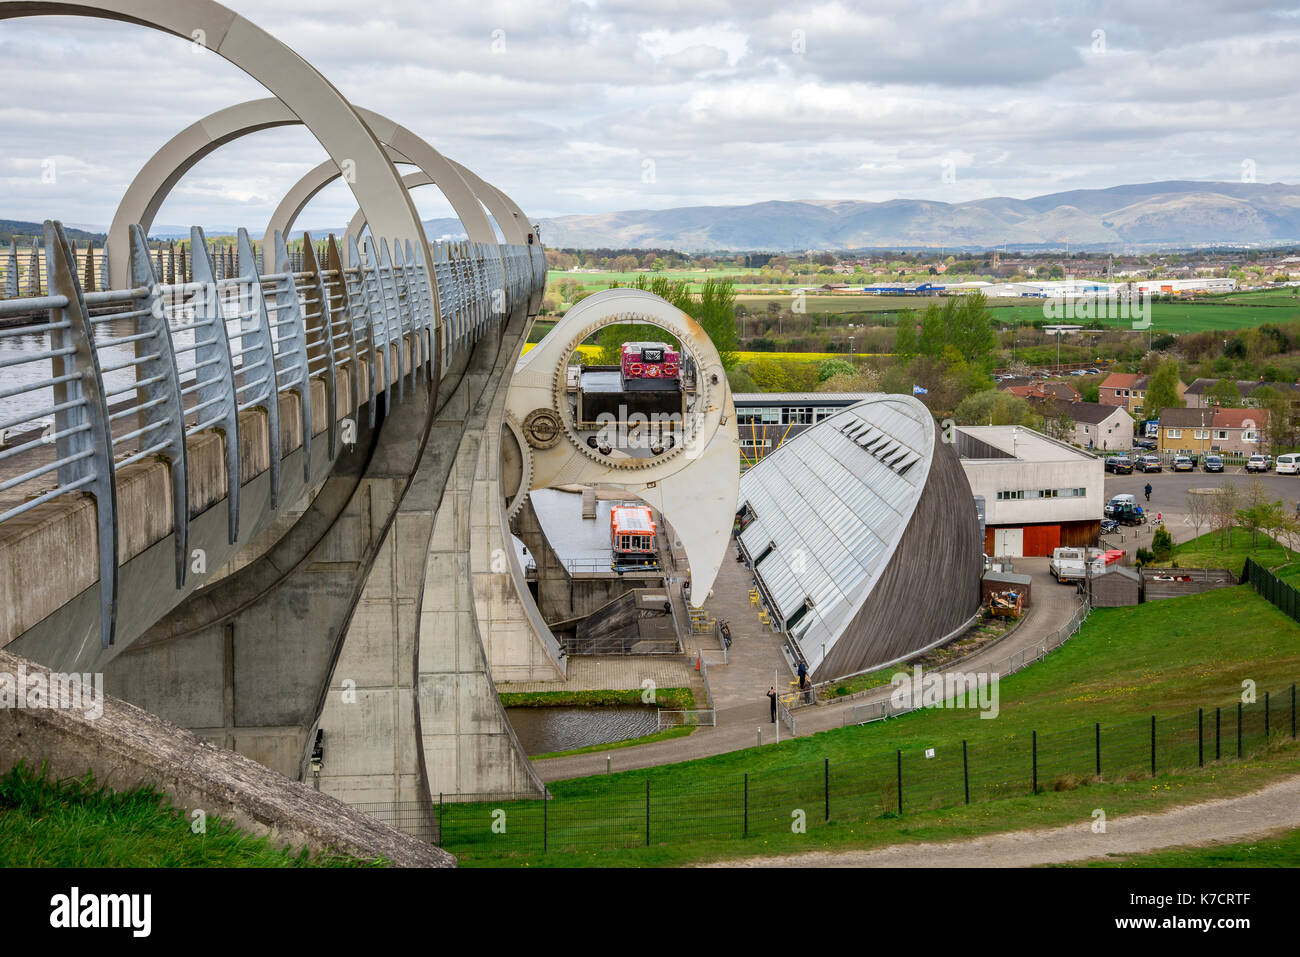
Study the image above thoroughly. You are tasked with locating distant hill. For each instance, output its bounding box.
[530,181,1300,251]
[13,180,1300,252]
[1,219,105,242]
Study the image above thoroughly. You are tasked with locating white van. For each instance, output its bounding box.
[1277,453,1300,475]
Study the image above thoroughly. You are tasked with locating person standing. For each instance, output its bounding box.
[797,660,807,690]
[767,686,777,723]
[1144,482,1152,502]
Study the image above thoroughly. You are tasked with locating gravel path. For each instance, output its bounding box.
[706,773,1300,867]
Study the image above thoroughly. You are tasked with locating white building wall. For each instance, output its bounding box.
[961,457,1105,527]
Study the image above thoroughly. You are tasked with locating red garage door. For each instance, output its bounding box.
[1020,524,1062,556]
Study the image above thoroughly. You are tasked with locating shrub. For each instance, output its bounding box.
[1152,525,1174,561]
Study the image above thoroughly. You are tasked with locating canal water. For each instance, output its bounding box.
[0,313,206,426]
[505,706,659,756]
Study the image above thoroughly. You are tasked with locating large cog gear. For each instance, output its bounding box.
[549,312,712,472]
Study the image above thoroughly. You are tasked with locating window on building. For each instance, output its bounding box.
[1215,430,1229,440]
[782,407,813,425]
[1194,429,1209,440]
[760,408,780,424]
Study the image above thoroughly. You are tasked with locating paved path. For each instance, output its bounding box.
[535,557,1082,782]
[706,773,1300,867]
[497,656,699,694]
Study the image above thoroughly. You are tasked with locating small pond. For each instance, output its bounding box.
[505,706,659,755]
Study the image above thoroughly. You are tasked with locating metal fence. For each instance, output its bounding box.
[431,679,1297,863]
[0,220,542,648]
[657,709,717,729]
[1243,558,1300,620]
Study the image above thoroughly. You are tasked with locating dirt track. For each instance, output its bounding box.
[706,773,1300,867]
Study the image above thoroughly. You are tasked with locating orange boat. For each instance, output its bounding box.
[610,504,659,572]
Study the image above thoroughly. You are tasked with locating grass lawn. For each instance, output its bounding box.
[988,298,1300,333]
[442,585,1300,866]
[1068,825,1300,867]
[1172,528,1297,577]
[0,763,379,867]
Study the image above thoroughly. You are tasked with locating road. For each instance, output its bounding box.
[706,773,1300,867]
[1102,467,1300,552]
[535,557,1081,782]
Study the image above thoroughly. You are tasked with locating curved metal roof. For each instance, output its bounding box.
[736,394,937,675]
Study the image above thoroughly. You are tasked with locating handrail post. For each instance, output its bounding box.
[45,221,117,647]
[300,235,338,459]
[271,231,313,482]
[234,229,281,508]
[325,235,359,420]
[127,224,190,585]
[190,227,241,544]
[345,234,379,428]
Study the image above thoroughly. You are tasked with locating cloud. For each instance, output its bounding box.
[0,0,1297,229]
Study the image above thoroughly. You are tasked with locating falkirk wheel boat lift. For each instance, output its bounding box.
[0,0,739,825]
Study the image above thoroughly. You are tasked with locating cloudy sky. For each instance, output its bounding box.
[2,0,1299,232]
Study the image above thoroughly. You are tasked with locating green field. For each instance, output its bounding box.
[988,297,1300,333]
[548,268,769,294]
[1071,826,1300,867]
[1173,528,1297,577]
[441,584,1300,866]
[0,763,377,867]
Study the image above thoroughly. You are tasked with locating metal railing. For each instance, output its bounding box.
[657,709,717,728]
[436,677,1298,863]
[843,598,1092,727]
[1243,558,1300,619]
[0,219,544,649]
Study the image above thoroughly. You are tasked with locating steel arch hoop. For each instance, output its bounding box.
[104,97,527,279]
[343,160,529,245]
[1,1,432,286]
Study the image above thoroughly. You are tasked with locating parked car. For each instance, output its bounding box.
[1133,437,1157,450]
[1049,547,1105,583]
[1172,455,1194,472]
[1105,455,1134,474]
[1139,454,1163,472]
[1203,454,1224,473]
[1247,454,1269,473]
[1113,502,1147,526]
[1104,493,1136,517]
[1277,453,1300,475]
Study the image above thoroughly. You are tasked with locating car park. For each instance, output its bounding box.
[1172,455,1193,472]
[1105,455,1133,474]
[1277,453,1300,475]
[1203,455,1224,472]
[1247,454,1269,473]
[1139,454,1162,472]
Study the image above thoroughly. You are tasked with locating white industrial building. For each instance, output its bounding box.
[955,425,1104,558]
